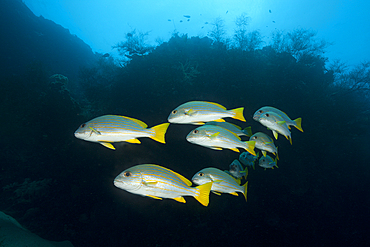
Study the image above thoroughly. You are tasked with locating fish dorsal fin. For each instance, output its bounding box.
[99,142,115,150]
[125,138,141,144]
[173,197,186,203]
[119,116,148,128]
[154,165,192,186]
[213,119,226,122]
[203,101,227,110]
[229,123,242,129]
[172,171,192,186]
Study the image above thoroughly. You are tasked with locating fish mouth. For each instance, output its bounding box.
[252,116,259,120]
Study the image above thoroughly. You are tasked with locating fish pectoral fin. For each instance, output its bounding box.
[185,109,194,115]
[209,132,220,139]
[230,148,240,153]
[99,142,115,150]
[145,195,162,200]
[277,120,286,125]
[213,180,223,183]
[173,197,186,203]
[143,181,158,187]
[89,127,101,135]
[262,150,267,157]
[125,138,141,144]
[212,191,222,196]
[229,192,239,196]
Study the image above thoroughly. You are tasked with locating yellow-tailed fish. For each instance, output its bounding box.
[192,167,248,202]
[186,125,256,155]
[168,101,245,125]
[257,111,292,144]
[258,155,278,170]
[249,132,279,159]
[113,164,212,206]
[205,121,252,137]
[253,106,303,132]
[74,115,170,150]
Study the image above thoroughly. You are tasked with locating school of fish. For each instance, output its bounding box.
[75,101,303,206]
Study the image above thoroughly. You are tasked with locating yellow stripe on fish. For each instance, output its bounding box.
[74,115,170,150]
[192,167,248,202]
[114,164,213,206]
[168,101,246,125]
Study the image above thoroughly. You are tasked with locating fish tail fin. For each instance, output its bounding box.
[294,118,303,132]
[231,107,246,122]
[243,141,256,156]
[194,182,213,206]
[149,123,170,143]
[244,167,249,179]
[242,181,248,202]
[242,126,253,136]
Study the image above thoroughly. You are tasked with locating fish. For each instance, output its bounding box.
[239,151,259,170]
[228,159,248,180]
[256,111,292,144]
[74,115,170,150]
[186,125,256,155]
[192,167,248,201]
[253,106,303,132]
[168,101,246,125]
[249,132,278,159]
[114,164,213,206]
[183,15,191,18]
[205,121,252,136]
[258,155,278,170]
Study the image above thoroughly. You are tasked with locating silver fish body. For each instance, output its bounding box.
[249,132,278,158]
[192,167,248,201]
[257,112,292,144]
[168,101,245,124]
[253,106,303,132]
[186,125,256,155]
[114,164,212,206]
[74,115,169,150]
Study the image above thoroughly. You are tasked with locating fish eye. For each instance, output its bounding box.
[258,110,263,113]
[198,172,204,177]
[265,113,270,117]
[81,123,86,128]
[123,171,132,177]
[193,130,199,134]
[172,110,177,114]
[253,136,257,139]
